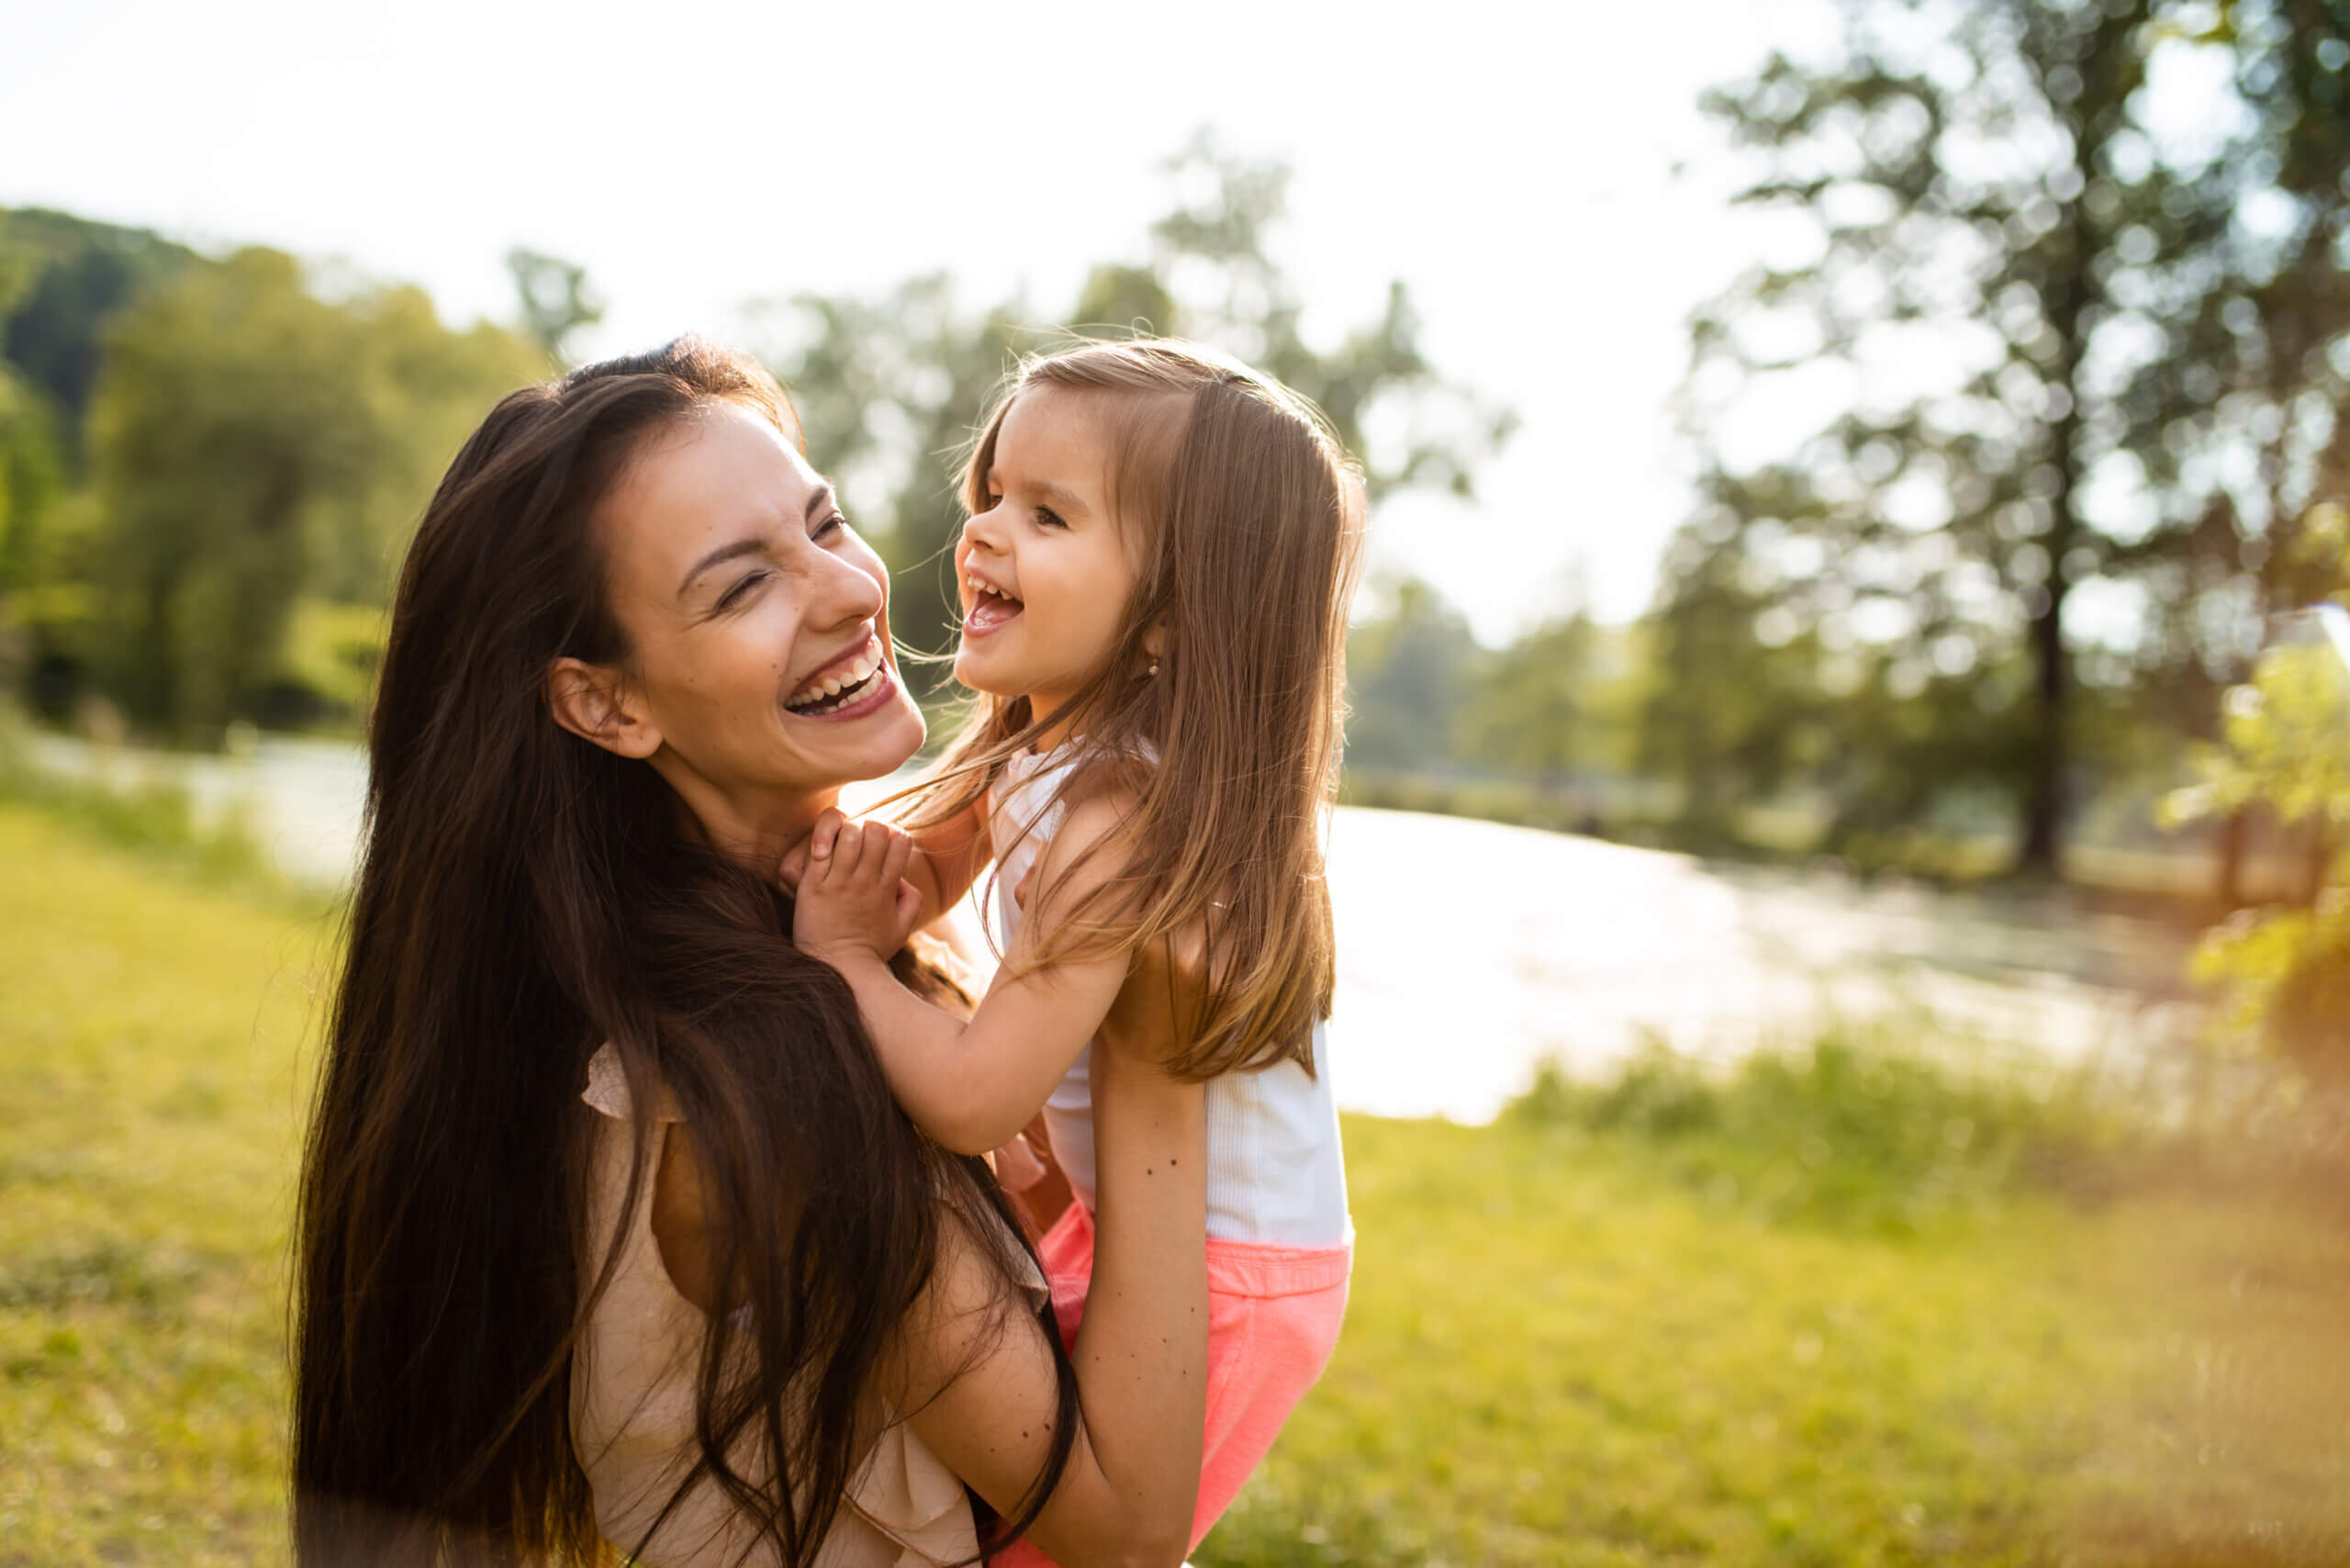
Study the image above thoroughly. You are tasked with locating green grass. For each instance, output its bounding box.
[0,805,331,1565]
[1199,1082,2350,1567]
[2,801,2346,1565]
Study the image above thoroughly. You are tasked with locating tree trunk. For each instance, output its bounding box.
[2216,804,2250,908]
[2018,243,2090,880]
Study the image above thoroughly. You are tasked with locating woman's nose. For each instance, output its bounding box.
[808,546,886,632]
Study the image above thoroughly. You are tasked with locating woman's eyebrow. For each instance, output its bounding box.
[677,536,767,599]
[676,485,840,597]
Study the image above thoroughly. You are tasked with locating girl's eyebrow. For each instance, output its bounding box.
[988,469,1091,516]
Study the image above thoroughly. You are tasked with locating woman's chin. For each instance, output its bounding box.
[845,685,926,775]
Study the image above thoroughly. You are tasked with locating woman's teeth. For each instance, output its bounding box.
[785,651,887,713]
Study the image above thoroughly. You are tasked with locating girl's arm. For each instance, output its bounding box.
[890,946,1210,1568]
[903,790,992,924]
[782,793,993,931]
[794,803,1136,1156]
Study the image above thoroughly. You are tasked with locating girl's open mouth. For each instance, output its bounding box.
[964,587,1024,636]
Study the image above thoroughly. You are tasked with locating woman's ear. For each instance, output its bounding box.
[545,656,662,759]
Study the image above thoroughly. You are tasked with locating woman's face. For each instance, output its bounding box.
[564,399,925,838]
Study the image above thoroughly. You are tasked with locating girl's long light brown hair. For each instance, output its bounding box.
[912,339,1365,1081]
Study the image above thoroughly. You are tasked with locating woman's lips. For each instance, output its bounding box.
[784,664,898,722]
[964,596,1023,637]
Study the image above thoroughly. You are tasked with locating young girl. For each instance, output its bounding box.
[789,338,1360,1558]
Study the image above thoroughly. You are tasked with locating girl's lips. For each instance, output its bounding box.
[964,596,1023,637]
[784,666,898,722]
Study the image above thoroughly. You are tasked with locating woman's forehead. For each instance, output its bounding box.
[603,402,820,568]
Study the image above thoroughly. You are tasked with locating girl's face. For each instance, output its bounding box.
[571,399,926,830]
[954,387,1144,727]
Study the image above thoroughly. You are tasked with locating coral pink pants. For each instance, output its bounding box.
[992,1201,1351,1565]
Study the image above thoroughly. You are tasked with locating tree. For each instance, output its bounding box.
[84,247,541,734]
[1343,577,1485,772]
[0,207,201,463]
[1651,0,2344,872]
[1110,132,1517,506]
[758,135,1515,691]
[2126,0,2350,897]
[505,246,603,365]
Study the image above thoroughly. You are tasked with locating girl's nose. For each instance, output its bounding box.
[960,506,1004,554]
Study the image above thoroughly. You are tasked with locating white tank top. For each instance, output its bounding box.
[988,744,1351,1249]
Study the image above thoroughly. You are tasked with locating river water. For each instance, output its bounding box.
[29,733,2204,1123]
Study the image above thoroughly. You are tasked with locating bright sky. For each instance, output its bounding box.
[5,0,1834,641]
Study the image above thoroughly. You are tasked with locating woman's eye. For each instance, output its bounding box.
[716,570,769,610]
[814,512,849,541]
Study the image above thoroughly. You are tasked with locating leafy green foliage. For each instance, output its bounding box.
[1505,1033,2093,1233]
[1342,578,1485,770]
[759,136,1513,689]
[0,207,201,457]
[2168,511,2350,1081]
[503,246,600,365]
[73,248,539,736]
[1648,0,2350,872]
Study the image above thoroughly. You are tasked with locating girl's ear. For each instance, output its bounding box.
[545,656,663,759]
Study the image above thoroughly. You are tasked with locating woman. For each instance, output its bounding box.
[293,339,1208,1568]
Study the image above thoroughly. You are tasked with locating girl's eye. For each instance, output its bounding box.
[716,570,770,610]
[1033,506,1067,531]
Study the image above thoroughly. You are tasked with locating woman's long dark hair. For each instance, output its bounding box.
[293,339,1074,1566]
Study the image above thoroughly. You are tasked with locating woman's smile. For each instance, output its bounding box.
[782,631,897,718]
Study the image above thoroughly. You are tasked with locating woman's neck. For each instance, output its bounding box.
[654,757,840,870]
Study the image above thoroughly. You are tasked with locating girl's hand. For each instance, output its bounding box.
[790,808,925,965]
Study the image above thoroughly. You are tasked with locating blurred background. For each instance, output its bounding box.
[3,0,2348,1562]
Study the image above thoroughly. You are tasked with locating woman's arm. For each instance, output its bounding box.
[890,944,1210,1568]
[795,801,1136,1156]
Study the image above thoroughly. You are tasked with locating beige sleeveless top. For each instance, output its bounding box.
[572,1045,1046,1567]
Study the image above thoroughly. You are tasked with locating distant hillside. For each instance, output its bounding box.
[0,207,202,457]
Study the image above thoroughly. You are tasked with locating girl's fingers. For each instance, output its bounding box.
[807,808,847,864]
[895,877,924,933]
[879,826,914,890]
[777,840,811,893]
[830,817,867,879]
